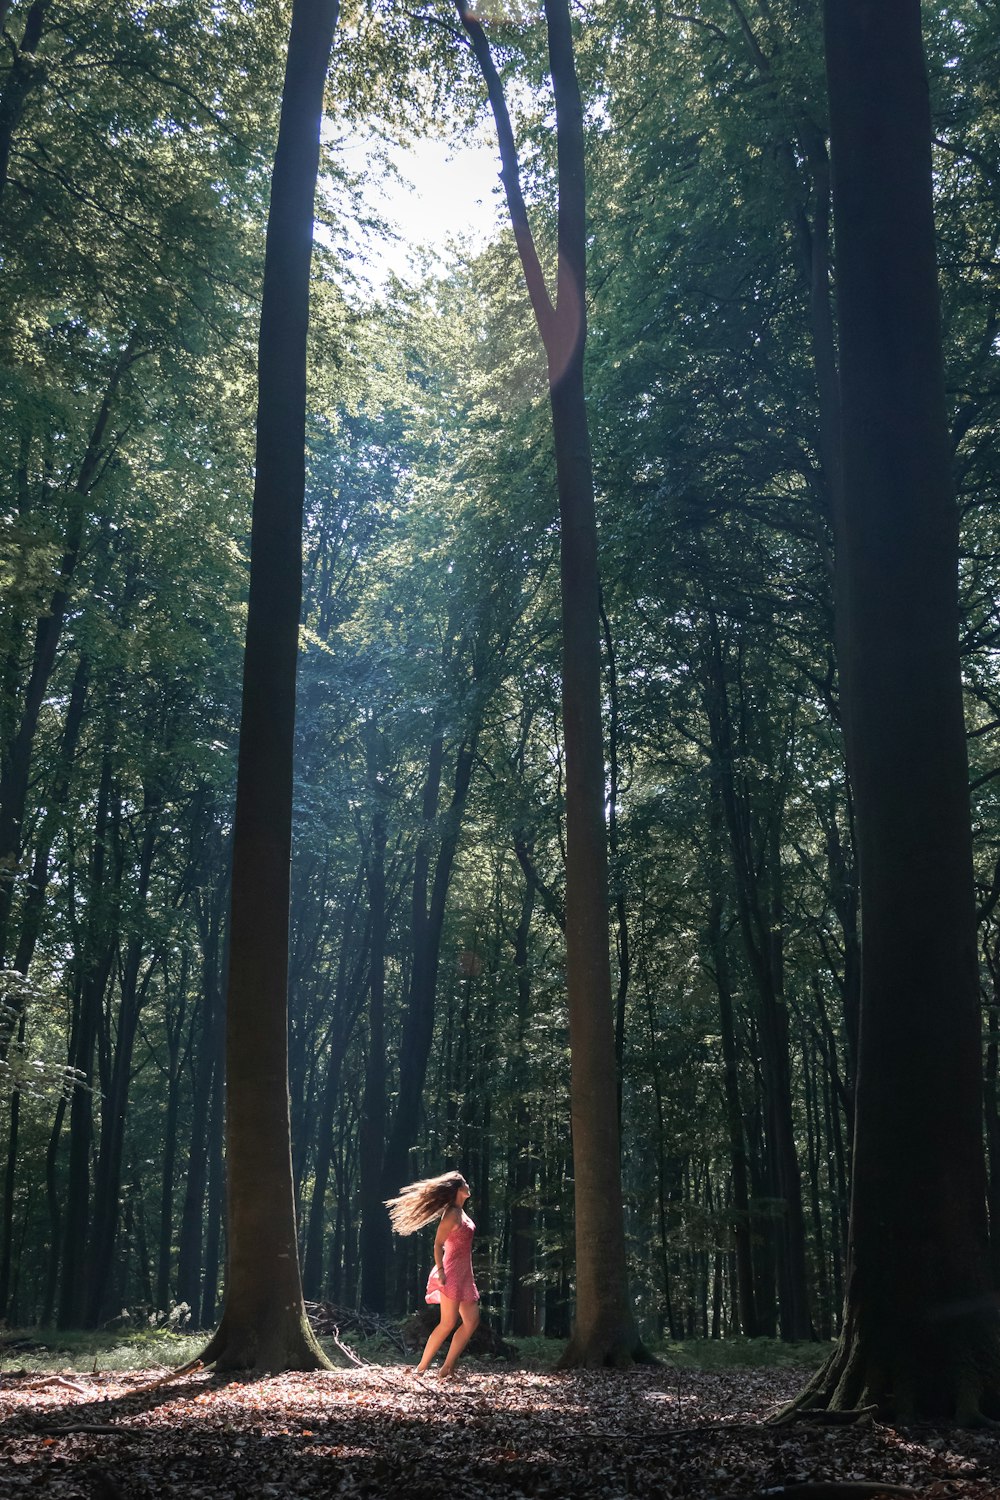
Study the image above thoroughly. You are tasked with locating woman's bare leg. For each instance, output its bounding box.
[416,1298,460,1372]
[439,1301,480,1376]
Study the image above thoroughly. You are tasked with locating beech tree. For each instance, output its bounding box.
[199,0,339,1374]
[455,0,640,1365]
[788,0,1000,1421]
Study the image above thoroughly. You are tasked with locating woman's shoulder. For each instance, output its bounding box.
[440,1204,462,1227]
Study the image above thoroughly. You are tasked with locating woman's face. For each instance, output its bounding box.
[455,1179,471,1206]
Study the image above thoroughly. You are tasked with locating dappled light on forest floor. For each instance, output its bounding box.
[3,1362,1000,1497]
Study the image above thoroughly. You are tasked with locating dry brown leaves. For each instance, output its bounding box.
[1,1361,999,1498]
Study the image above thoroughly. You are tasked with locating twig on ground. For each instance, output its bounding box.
[20,1375,89,1395]
[36,1422,123,1436]
[127,1358,204,1394]
[330,1326,366,1368]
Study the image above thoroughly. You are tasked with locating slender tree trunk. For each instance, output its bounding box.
[508,869,539,1336]
[0,655,88,1318]
[600,597,630,1132]
[0,352,133,965]
[381,728,477,1200]
[200,1035,225,1330]
[301,881,368,1298]
[786,0,1000,1421]
[58,746,118,1328]
[85,789,160,1326]
[705,875,759,1338]
[359,751,388,1313]
[702,615,812,1339]
[198,0,339,1374]
[458,0,640,1366]
[176,883,225,1314]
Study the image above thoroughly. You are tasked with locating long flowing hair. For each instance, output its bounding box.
[384,1171,466,1236]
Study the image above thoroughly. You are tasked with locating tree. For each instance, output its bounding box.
[787,0,1000,1422]
[455,0,640,1365]
[198,0,339,1374]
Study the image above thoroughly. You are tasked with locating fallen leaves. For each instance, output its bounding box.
[1,1362,998,1497]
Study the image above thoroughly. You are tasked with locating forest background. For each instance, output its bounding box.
[2,0,999,1367]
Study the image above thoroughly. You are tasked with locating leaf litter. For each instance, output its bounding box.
[2,1362,999,1498]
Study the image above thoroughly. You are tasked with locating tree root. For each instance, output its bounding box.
[772,1404,878,1428]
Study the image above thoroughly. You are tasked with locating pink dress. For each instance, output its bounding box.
[425,1210,479,1305]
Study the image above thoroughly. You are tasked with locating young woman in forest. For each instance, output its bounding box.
[385,1171,480,1378]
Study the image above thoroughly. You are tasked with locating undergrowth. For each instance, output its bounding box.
[0,1327,830,1375]
[0,1327,205,1374]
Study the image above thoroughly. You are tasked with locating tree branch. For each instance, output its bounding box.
[454,0,556,344]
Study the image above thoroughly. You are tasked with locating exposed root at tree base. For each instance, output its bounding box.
[556,1330,654,1369]
[771,1323,1000,1427]
[195,1313,333,1376]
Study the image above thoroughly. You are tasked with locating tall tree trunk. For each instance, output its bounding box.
[198,0,339,1374]
[786,0,1000,1422]
[458,0,640,1367]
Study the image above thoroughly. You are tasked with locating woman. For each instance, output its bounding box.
[385,1170,480,1378]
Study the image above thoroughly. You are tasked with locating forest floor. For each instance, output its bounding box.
[4,1346,1000,1500]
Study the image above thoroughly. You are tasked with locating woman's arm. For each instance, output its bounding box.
[433,1207,460,1285]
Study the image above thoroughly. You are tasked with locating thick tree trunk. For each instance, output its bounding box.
[198,0,338,1374]
[786,0,1000,1422]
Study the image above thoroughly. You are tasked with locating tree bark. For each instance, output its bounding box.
[198,0,339,1374]
[785,0,1000,1421]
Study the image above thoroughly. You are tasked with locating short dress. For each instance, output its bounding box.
[425,1209,480,1305]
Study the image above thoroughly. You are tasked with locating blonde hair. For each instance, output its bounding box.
[384,1171,466,1236]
